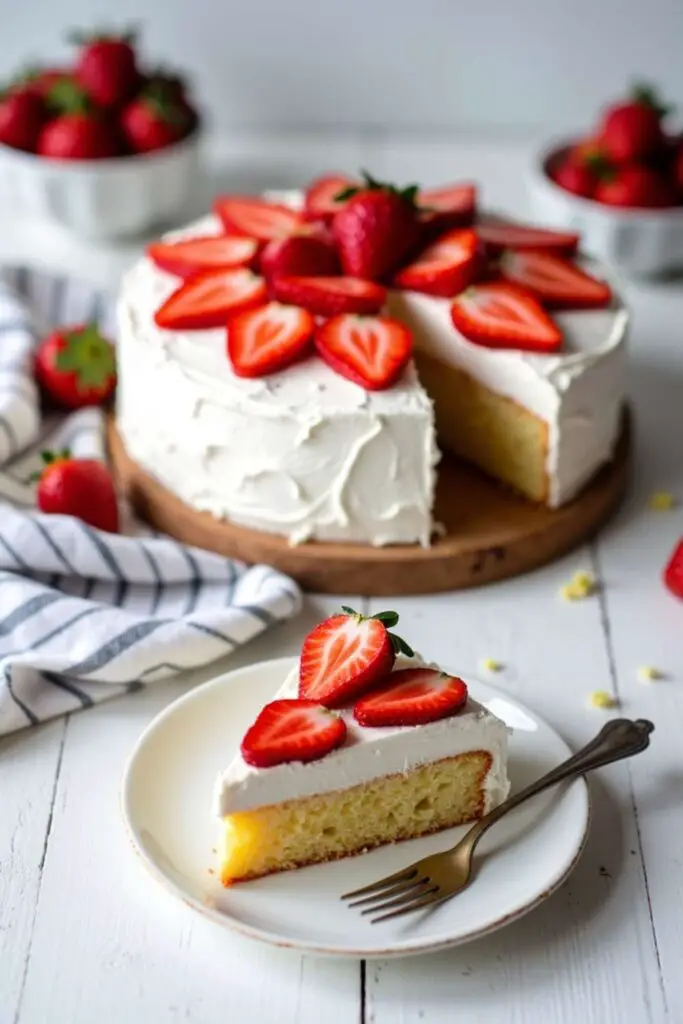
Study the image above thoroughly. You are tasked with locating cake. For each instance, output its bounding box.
[213,608,510,883]
[115,173,628,547]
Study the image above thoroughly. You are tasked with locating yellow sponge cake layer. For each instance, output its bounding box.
[219,750,492,884]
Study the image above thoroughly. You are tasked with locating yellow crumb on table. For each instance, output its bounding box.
[638,665,663,683]
[481,658,503,673]
[561,570,598,601]
[589,690,617,709]
[649,492,676,511]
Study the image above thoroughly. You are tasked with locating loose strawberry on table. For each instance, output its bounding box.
[260,233,340,282]
[394,228,480,297]
[240,699,347,768]
[227,302,315,377]
[35,323,116,408]
[353,668,469,727]
[154,268,267,330]
[450,282,563,354]
[35,450,119,533]
[303,173,357,224]
[499,250,612,310]
[664,540,683,600]
[271,276,386,317]
[214,197,302,241]
[147,235,259,278]
[315,314,413,390]
[332,172,422,280]
[299,607,413,709]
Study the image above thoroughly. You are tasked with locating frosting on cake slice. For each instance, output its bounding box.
[214,656,510,884]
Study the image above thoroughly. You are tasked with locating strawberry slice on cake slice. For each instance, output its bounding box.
[213,609,511,883]
[315,314,413,389]
[499,250,612,310]
[147,235,259,279]
[272,276,386,316]
[227,302,315,377]
[418,181,477,232]
[477,219,580,257]
[394,228,480,297]
[303,172,357,223]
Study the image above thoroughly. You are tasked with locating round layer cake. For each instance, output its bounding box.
[115,183,628,548]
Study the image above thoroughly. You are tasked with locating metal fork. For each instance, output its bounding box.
[342,717,654,924]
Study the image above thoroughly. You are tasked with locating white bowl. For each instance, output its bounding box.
[527,139,683,277]
[0,129,202,240]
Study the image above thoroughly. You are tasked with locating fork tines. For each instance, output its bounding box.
[342,869,443,924]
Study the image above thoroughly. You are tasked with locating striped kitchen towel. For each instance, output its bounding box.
[0,268,302,736]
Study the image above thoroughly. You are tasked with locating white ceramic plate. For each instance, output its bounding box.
[122,657,589,958]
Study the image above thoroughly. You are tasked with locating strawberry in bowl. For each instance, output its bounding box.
[0,25,202,238]
[527,81,683,276]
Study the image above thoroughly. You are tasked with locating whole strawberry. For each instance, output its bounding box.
[0,86,45,151]
[35,323,116,409]
[120,82,191,153]
[598,83,670,164]
[38,81,120,159]
[595,166,677,208]
[36,450,119,533]
[71,27,140,109]
[333,171,422,280]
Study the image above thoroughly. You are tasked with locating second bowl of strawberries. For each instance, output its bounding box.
[0,27,202,238]
[528,82,683,277]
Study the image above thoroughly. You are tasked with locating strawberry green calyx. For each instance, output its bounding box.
[335,171,420,208]
[30,448,71,482]
[140,82,189,127]
[47,78,91,114]
[55,324,116,393]
[340,606,415,658]
[630,82,673,119]
[68,25,138,47]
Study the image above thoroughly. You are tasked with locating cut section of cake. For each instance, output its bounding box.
[213,609,510,884]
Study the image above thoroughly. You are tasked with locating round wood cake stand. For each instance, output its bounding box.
[107,412,630,596]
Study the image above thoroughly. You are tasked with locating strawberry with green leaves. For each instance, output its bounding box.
[120,80,191,153]
[332,171,422,280]
[35,450,119,533]
[35,323,116,409]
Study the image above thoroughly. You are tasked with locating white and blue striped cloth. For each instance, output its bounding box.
[0,269,302,736]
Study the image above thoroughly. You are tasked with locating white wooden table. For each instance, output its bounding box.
[1,134,682,1024]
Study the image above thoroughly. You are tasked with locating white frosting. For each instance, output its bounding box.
[116,189,628,548]
[389,273,628,507]
[116,212,438,548]
[213,656,511,816]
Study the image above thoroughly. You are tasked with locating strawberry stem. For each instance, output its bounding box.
[335,171,420,208]
[630,81,673,119]
[339,606,414,658]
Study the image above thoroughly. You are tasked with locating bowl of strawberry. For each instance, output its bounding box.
[528,82,683,277]
[0,27,202,239]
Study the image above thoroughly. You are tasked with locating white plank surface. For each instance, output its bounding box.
[1,132,681,1024]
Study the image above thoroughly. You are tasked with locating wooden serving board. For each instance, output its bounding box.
[107,412,630,596]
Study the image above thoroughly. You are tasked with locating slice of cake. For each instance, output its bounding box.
[213,608,510,883]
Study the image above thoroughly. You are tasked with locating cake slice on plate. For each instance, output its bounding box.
[213,608,510,884]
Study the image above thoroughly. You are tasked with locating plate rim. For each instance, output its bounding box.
[121,656,591,959]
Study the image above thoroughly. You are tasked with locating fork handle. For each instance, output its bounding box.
[458,717,654,851]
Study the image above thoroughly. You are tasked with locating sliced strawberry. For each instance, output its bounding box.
[213,196,302,241]
[147,235,259,279]
[450,282,562,354]
[315,314,413,390]
[353,668,468,727]
[260,233,340,282]
[227,302,314,377]
[477,220,580,257]
[154,268,267,330]
[664,539,683,599]
[299,607,413,708]
[303,173,357,223]
[272,276,386,316]
[393,228,480,297]
[418,182,477,231]
[240,698,346,768]
[500,250,612,310]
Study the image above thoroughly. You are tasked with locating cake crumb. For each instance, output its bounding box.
[638,665,663,683]
[481,658,503,673]
[561,570,597,601]
[589,690,617,709]
[649,491,676,511]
